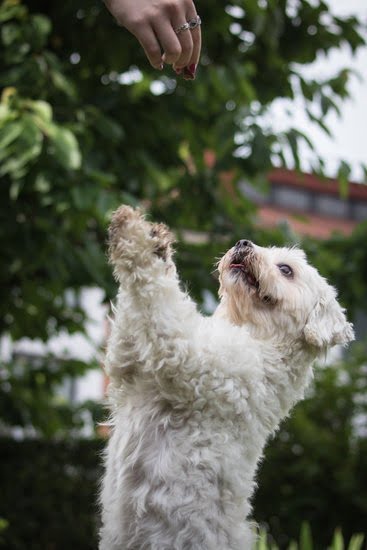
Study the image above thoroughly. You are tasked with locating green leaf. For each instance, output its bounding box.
[306,109,332,137]
[256,528,269,550]
[30,100,53,122]
[299,522,313,550]
[0,120,23,149]
[286,130,300,170]
[31,14,52,40]
[299,77,316,101]
[0,518,9,533]
[329,529,344,550]
[0,117,43,179]
[0,103,10,122]
[347,534,364,550]
[0,2,27,23]
[1,22,21,46]
[34,173,51,194]
[9,180,24,200]
[88,108,125,142]
[337,161,351,198]
[48,125,81,170]
[50,69,76,99]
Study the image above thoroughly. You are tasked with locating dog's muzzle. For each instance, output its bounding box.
[235,239,254,251]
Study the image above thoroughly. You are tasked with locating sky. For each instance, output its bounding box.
[271,0,367,181]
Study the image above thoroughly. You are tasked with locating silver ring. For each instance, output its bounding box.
[188,15,201,30]
[175,22,190,35]
[175,15,201,35]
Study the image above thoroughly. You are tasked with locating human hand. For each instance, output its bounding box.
[104,0,201,79]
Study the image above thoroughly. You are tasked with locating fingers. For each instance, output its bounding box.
[152,21,186,66]
[153,1,196,69]
[172,28,194,70]
[142,12,200,76]
[136,26,164,69]
[174,2,201,78]
[105,0,201,75]
[186,16,201,73]
[168,3,201,73]
[180,24,200,79]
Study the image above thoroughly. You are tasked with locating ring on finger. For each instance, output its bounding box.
[175,22,190,34]
[187,16,201,30]
[175,15,201,35]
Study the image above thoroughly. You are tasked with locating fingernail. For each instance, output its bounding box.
[174,67,183,75]
[183,64,196,80]
[183,64,197,79]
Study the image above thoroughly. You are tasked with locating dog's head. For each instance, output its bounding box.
[217,240,354,350]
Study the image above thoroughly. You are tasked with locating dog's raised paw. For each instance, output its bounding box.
[150,223,175,261]
[108,205,174,268]
[108,205,147,260]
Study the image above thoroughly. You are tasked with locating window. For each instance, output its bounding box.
[315,195,349,218]
[352,202,367,222]
[272,186,311,211]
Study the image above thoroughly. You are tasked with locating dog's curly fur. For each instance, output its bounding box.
[99,205,354,550]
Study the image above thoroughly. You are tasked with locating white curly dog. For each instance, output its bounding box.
[100,205,354,550]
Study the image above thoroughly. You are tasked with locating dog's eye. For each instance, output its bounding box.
[278,264,293,277]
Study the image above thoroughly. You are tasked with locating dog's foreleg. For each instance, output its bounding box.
[105,205,198,385]
[108,205,176,279]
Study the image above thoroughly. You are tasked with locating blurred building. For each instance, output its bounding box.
[242,168,367,238]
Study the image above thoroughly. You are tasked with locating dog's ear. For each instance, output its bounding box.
[304,296,354,349]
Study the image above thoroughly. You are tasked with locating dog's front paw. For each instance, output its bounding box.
[108,205,145,265]
[150,222,175,262]
[108,205,143,252]
[108,205,175,274]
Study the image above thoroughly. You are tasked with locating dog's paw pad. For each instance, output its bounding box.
[150,223,175,261]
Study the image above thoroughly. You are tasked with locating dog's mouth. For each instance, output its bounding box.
[229,262,259,289]
[229,254,276,306]
[229,249,260,289]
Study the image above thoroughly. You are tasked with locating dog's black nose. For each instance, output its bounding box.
[236,239,253,249]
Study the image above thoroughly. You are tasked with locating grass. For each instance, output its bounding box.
[255,523,365,550]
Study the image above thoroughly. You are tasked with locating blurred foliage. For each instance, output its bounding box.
[255,523,364,550]
[254,344,367,548]
[303,221,367,319]
[0,353,104,437]
[0,437,103,550]
[0,0,367,548]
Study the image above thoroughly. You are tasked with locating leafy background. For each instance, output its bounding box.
[0,0,366,548]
